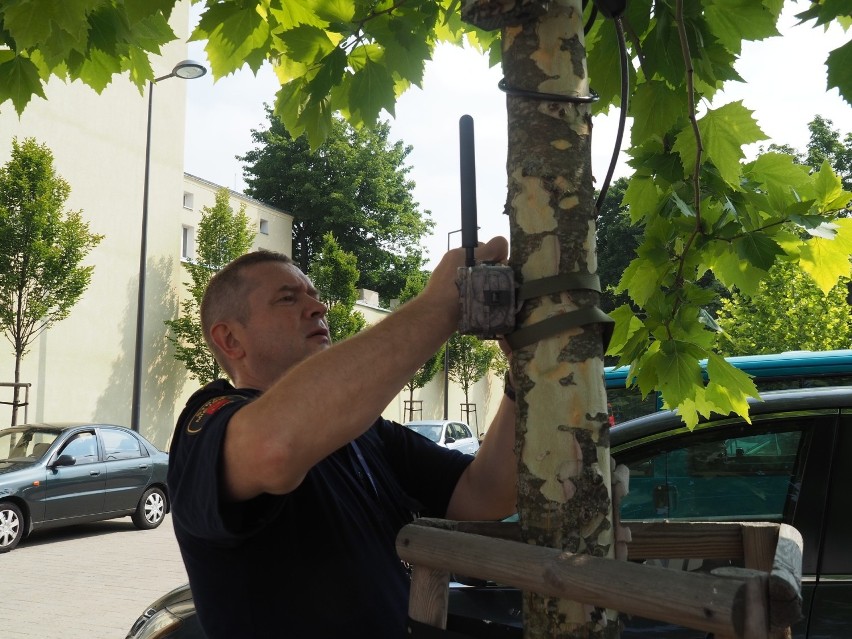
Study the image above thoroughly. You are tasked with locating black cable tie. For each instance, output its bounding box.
[498,78,600,104]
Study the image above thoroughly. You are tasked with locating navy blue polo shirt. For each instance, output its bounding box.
[168,380,472,639]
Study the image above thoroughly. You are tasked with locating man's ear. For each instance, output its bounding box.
[210,322,245,360]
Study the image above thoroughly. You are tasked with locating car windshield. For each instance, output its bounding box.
[405,423,442,443]
[0,428,60,461]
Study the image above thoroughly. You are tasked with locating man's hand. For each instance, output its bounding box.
[423,236,510,326]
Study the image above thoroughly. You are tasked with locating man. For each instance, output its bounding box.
[168,238,517,639]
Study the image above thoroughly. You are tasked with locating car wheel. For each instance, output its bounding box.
[132,487,166,530]
[0,501,24,553]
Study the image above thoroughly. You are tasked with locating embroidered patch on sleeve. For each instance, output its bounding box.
[186,395,244,435]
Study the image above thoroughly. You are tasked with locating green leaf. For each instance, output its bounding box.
[623,176,660,223]
[306,47,346,104]
[745,152,810,193]
[279,25,336,64]
[799,217,852,294]
[651,340,706,409]
[705,352,760,420]
[674,101,767,187]
[76,47,121,92]
[704,0,780,54]
[125,0,180,25]
[706,243,768,296]
[605,305,644,356]
[128,12,177,55]
[826,37,852,106]
[205,4,271,76]
[269,2,329,29]
[812,160,849,212]
[732,232,784,270]
[0,54,47,114]
[349,58,396,123]
[309,0,356,23]
[630,80,685,144]
[617,257,667,307]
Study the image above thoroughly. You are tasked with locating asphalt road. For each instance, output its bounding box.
[0,514,188,639]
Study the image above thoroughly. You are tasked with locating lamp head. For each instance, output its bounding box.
[172,60,207,80]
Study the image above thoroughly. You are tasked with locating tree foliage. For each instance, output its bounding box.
[0,137,103,424]
[308,232,367,342]
[165,187,254,384]
[715,260,851,355]
[241,111,433,303]
[4,1,852,429]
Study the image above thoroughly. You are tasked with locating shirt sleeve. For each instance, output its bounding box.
[168,390,282,544]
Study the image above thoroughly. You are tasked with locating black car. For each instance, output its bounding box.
[126,387,852,638]
[0,422,170,553]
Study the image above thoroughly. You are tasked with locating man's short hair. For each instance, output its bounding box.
[201,250,294,374]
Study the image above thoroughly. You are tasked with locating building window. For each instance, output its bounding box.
[181,226,194,261]
[259,218,269,235]
[183,191,194,210]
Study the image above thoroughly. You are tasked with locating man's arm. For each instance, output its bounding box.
[223,237,510,501]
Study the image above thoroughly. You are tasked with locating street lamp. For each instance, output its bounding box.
[130,60,207,432]
[443,228,463,420]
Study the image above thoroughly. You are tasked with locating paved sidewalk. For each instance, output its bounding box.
[0,514,188,639]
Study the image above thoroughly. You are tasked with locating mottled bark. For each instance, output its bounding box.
[501,0,618,636]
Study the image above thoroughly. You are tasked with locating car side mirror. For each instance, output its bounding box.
[444,436,456,444]
[51,454,77,468]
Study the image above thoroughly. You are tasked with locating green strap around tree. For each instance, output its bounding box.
[505,272,614,351]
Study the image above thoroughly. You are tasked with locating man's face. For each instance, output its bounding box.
[235,261,330,389]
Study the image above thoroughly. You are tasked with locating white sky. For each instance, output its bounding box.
[184,4,851,269]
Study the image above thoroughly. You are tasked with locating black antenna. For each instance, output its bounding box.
[459,114,477,268]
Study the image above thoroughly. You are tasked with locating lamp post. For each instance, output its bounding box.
[443,228,463,420]
[130,60,207,432]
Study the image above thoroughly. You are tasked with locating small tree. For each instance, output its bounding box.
[165,188,253,384]
[716,260,852,355]
[308,233,366,343]
[0,137,103,425]
[447,333,501,430]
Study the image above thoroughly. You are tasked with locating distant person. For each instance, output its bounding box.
[167,240,518,639]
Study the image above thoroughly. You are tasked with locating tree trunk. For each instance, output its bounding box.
[502,0,618,636]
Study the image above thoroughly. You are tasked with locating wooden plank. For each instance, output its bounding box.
[413,518,750,561]
[741,523,778,572]
[397,523,752,637]
[408,566,451,629]
[627,521,747,560]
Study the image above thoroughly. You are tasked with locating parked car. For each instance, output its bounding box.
[404,419,480,455]
[0,422,169,553]
[126,387,852,638]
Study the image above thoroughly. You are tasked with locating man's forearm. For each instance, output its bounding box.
[445,393,518,521]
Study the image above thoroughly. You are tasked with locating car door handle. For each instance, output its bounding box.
[89,470,101,476]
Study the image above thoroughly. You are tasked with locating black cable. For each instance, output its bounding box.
[594,15,629,214]
[498,78,599,104]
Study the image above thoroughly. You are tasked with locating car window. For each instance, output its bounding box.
[102,428,143,460]
[618,421,810,522]
[0,430,59,460]
[458,423,473,439]
[60,431,99,464]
